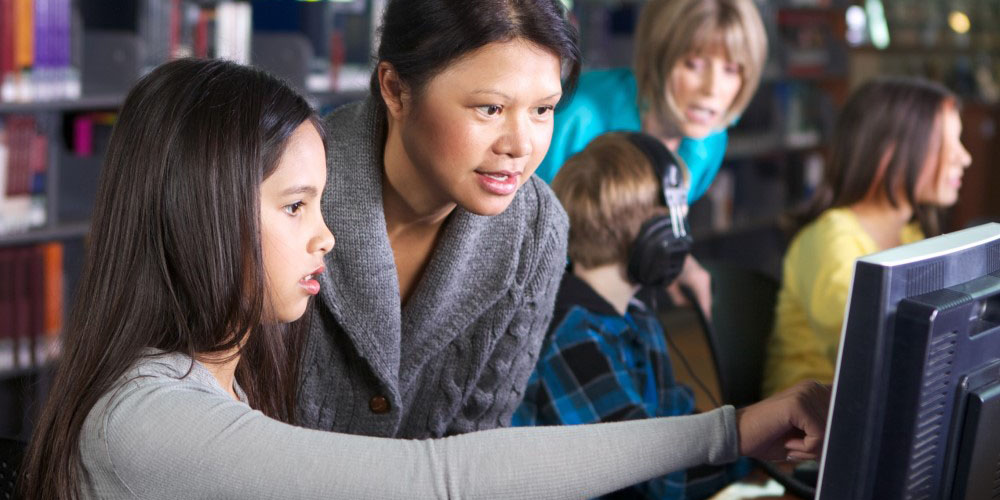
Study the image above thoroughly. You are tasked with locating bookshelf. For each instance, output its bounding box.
[0,94,122,113]
[0,0,375,441]
[0,221,88,246]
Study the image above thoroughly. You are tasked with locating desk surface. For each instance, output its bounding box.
[709,465,810,500]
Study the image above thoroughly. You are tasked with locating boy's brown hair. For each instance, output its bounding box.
[552,132,668,269]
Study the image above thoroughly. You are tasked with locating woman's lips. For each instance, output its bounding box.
[476,170,521,196]
[684,104,718,126]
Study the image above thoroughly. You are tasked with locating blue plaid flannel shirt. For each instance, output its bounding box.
[514,272,742,499]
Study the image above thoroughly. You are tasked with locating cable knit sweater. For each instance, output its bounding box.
[297,97,570,438]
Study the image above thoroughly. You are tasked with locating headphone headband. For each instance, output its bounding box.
[623,132,689,205]
[623,131,693,287]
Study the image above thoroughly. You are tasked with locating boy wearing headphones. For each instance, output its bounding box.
[513,132,743,499]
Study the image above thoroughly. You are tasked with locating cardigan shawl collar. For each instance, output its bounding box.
[318,97,518,402]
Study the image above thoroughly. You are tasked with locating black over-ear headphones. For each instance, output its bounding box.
[624,132,693,288]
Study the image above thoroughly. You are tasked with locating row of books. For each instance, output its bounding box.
[71,111,116,158]
[140,0,253,70]
[0,0,80,103]
[0,242,63,372]
[0,114,47,235]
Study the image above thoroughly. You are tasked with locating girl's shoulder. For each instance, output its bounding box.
[791,207,873,258]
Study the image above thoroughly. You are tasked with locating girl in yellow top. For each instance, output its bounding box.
[762,77,972,396]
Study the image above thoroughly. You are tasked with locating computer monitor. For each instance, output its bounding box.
[817,222,1000,500]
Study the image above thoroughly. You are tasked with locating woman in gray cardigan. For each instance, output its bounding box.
[298,0,578,440]
[20,58,827,499]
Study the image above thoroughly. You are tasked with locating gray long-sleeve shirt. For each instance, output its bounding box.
[80,352,740,499]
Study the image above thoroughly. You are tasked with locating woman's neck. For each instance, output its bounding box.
[381,117,456,235]
[641,111,682,152]
[850,197,914,250]
[196,348,241,401]
[573,263,640,316]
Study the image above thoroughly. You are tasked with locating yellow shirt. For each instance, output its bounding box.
[762,207,923,396]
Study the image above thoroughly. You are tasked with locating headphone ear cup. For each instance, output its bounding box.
[627,215,692,288]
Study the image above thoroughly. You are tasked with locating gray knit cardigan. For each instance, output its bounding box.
[297,97,569,438]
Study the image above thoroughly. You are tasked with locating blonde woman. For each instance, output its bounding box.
[536,0,768,313]
[537,0,767,199]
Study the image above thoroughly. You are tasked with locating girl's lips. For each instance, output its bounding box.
[476,170,520,196]
[299,266,325,295]
[299,278,321,295]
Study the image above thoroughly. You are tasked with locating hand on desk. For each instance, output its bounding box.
[735,381,831,461]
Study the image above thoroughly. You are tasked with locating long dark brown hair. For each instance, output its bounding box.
[19,58,322,499]
[790,77,956,237]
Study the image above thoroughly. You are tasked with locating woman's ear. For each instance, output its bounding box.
[377,62,408,120]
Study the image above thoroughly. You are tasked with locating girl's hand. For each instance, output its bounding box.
[735,380,831,461]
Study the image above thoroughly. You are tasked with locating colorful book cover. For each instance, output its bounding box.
[41,241,63,339]
[0,0,15,99]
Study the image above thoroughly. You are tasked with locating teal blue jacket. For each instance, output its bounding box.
[537,68,728,202]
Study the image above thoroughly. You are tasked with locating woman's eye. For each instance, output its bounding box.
[684,58,704,70]
[284,201,305,216]
[534,105,555,116]
[478,105,502,116]
[724,63,742,74]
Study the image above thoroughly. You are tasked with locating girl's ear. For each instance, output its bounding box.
[377,62,409,120]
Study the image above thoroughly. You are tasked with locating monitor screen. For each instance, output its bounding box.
[817,222,1000,500]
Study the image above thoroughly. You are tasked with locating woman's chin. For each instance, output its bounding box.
[679,122,718,139]
[457,188,520,217]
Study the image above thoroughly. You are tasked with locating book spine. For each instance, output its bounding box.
[73,113,94,157]
[0,119,7,233]
[169,0,181,60]
[195,7,209,59]
[6,116,23,196]
[215,3,231,61]
[41,242,63,341]
[27,244,43,366]
[0,0,15,101]
[30,131,45,189]
[15,116,32,196]
[33,0,46,100]
[12,246,30,368]
[52,0,70,99]
[0,248,13,370]
[13,0,33,101]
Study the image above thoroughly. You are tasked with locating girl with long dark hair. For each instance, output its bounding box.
[19,58,828,499]
[763,77,973,396]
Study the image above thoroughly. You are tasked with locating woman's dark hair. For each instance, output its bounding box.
[790,77,957,237]
[19,58,321,499]
[369,0,580,115]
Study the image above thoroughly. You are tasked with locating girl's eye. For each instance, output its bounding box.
[284,201,305,216]
[724,63,742,74]
[478,105,502,116]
